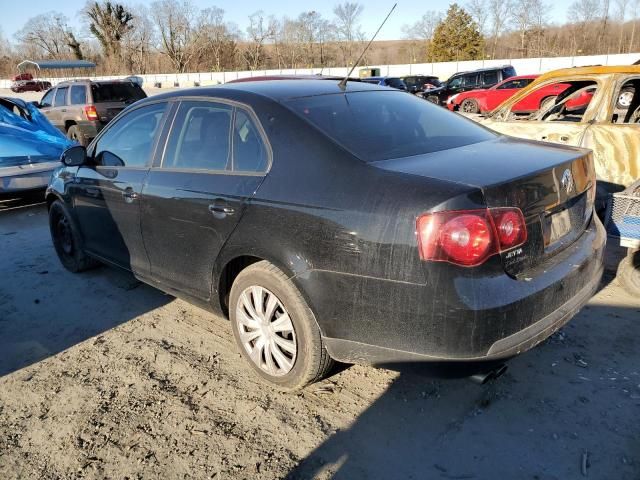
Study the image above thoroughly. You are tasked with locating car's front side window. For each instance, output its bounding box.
[92,102,167,168]
[163,101,232,171]
[40,89,54,107]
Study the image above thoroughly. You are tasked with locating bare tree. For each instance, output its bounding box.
[197,7,239,72]
[84,1,134,60]
[333,2,364,66]
[629,0,640,51]
[402,11,444,61]
[243,11,276,70]
[615,0,629,52]
[15,12,73,58]
[151,0,210,73]
[467,0,490,34]
[489,0,511,58]
[122,4,154,73]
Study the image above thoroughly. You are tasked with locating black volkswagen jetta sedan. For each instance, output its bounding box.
[46,80,605,389]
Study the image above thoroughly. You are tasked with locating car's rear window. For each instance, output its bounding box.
[285,90,495,162]
[91,83,146,103]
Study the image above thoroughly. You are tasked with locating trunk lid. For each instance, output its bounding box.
[375,136,596,276]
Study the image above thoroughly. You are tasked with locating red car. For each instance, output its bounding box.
[447,75,592,114]
[10,80,52,93]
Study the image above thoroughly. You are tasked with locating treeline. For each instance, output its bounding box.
[1,0,639,78]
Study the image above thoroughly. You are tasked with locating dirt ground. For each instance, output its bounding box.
[0,201,638,480]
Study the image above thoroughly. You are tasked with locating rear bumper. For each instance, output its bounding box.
[302,215,606,365]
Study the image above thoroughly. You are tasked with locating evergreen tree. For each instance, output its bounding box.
[430,4,484,61]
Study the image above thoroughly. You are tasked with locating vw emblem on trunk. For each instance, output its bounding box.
[561,169,574,194]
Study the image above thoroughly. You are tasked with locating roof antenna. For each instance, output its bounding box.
[339,3,397,90]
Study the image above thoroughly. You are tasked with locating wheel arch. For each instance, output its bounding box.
[64,120,77,131]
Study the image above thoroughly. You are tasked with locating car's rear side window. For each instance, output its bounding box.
[163,101,232,171]
[483,71,499,85]
[70,85,87,105]
[232,110,269,172]
[54,87,68,106]
[285,91,495,162]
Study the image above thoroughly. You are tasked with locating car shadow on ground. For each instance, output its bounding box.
[0,204,171,377]
[287,301,640,480]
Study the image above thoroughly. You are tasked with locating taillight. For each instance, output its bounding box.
[84,105,98,121]
[416,208,527,267]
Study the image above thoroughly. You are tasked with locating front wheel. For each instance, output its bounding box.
[540,96,557,111]
[49,200,99,273]
[460,98,479,114]
[229,261,333,390]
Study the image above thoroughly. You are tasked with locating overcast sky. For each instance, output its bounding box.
[1,0,573,42]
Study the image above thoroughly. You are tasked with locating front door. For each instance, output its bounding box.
[71,102,169,274]
[141,100,270,300]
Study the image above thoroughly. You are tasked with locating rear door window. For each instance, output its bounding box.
[162,101,232,171]
[483,71,499,86]
[463,74,479,87]
[54,87,68,107]
[69,85,87,105]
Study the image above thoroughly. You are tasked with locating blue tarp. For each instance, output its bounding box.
[0,99,73,167]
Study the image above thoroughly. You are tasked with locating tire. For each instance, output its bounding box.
[67,125,88,147]
[229,261,333,390]
[460,98,479,114]
[616,87,635,109]
[49,200,100,273]
[540,96,557,111]
[617,249,640,297]
[425,95,440,105]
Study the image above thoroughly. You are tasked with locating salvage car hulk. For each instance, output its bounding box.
[46,80,605,389]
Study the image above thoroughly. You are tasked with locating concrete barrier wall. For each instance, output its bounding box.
[2,52,639,90]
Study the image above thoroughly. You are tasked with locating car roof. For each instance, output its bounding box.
[227,74,347,83]
[219,79,391,101]
[452,65,513,76]
[534,65,640,80]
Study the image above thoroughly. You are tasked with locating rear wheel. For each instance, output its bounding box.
[67,125,88,147]
[460,99,479,114]
[49,200,99,273]
[617,249,640,296]
[229,261,333,390]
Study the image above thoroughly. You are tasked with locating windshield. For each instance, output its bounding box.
[285,91,495,162]
[91,83,146,103]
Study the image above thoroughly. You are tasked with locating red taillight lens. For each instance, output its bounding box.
[416,208,527,267]
[490,209,527,249]
[84,105,98,121]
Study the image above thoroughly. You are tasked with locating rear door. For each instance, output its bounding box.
[71,101,169,274]
[141,99,270,300]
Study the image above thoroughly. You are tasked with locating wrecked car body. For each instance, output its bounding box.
[0,97,73,195]
[482,66,640,200]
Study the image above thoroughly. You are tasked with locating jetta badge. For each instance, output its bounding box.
[561,169,574,194]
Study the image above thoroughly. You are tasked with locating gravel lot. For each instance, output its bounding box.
[0,202,639,480]
[2,85,640,479]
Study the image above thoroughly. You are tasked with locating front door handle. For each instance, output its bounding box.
[122,188,139,203]
[208,202,234,218]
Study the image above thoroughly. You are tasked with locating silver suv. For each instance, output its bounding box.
[37,79,147,146]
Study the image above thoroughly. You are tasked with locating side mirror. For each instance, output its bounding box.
[30,101,41,108]
[61,145,87,166]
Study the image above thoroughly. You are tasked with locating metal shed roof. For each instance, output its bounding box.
[17,60,96,70]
